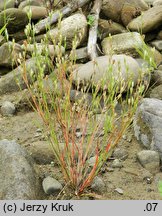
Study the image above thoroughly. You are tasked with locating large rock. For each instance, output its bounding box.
[47,13,88,49]
[23,6,47,20]
[133,98,162,160]
[0,8,28,33]
[101,32,144,57]
[102,0,148,26]
[19,0,42,9]
[121,0,148,26]
[153,0,162,6]
[0,42,23,68]
[98,19,127,40]
[0,139,38,199]
[128,6,162,33]
[0,56,51,95]
[143,0,156,5]
[72,55,149,89]
[0,0,15,11]
[21,43,65,59]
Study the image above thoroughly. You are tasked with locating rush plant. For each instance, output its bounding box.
[21,16,155,197]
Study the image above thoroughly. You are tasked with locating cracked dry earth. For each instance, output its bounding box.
[0,91,162,200]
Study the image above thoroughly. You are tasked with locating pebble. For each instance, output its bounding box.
[145,177,153,184]
[114,188,124,195]
[122,134,132,142]
[36,128,42,133]
[137,150,160,174]
[111,159,123,168]
[87,156,96,167]
[1,101,15,116]
[91,176,106,193]
[42,176,63,195]
[127,134,133,143]
[34,133,41,138]
[106,167,114,172]
[76,131,82,138]
[113,148,128,160]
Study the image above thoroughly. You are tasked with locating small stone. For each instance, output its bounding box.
[42,176,63,195]
[122,134,132,142]
[137,150,160,174]
[113,148,128,160]
[127,134,132,142]
[112,159,123,168]
[145,177,153,184]
[87,156,96,167]
[1,101,15,116]
[50,161,55,167]
[91,176,106,193]
[76,131,82,138]
[114,188,124,195]
[36,128,42,133]
[106,167,114,172]
[122,134,127,140]
[34,133,41,138]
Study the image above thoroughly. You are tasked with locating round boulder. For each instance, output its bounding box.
[0,8,28,33]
